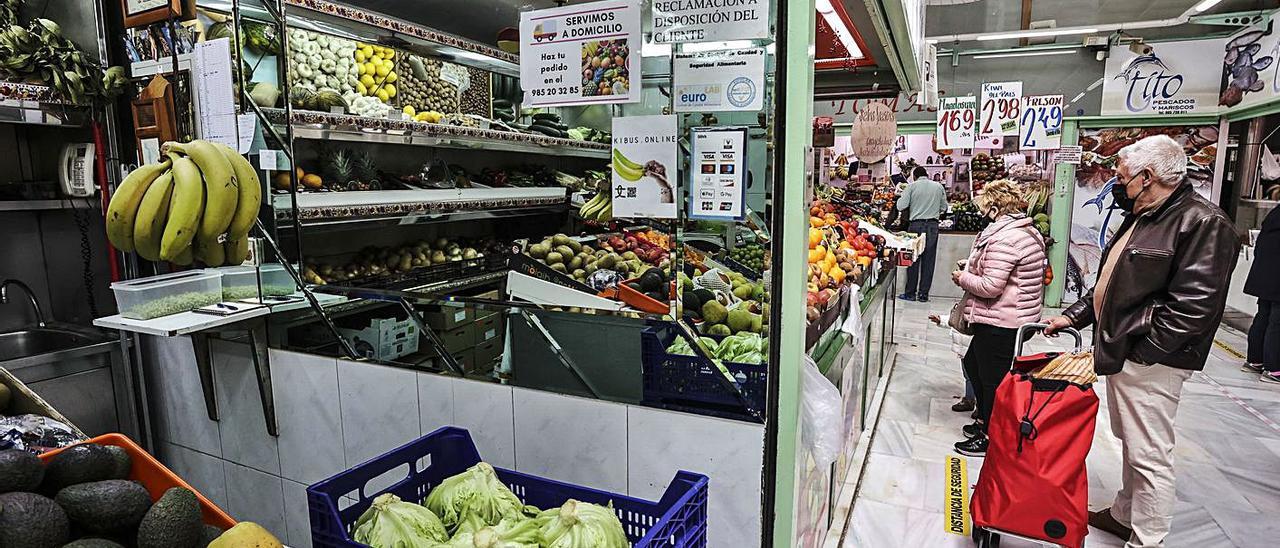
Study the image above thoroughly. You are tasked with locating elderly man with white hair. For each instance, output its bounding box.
[1044,134,1241,547]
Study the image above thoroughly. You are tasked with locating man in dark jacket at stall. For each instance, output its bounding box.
[1044,135,1241,548]
[1243,205,1280,383]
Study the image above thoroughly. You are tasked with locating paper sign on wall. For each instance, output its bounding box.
[1019,94,1064,150]
[979,81,1021,138]
[650,0,769,43]
[690,127,748,220]
[1055,145,1083,164]
[673,48,765,112]
[611,115,679,219]
[936,96,977,149]
[520,0,641,107]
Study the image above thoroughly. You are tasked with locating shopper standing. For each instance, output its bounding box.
[948,180,1046,456]
[1243,205,1280,383]
[897,166,947,302]
[1044,135,1241,548]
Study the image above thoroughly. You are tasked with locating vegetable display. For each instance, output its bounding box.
[0,11,125,105]
[424,463,527,531]
[287,28,358,97]
[533,500,629,548]
[667,332,767,365]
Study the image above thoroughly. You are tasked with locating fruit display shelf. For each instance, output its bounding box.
[264,108,610,158]
[271,186,569,226]
[0,81,89,126]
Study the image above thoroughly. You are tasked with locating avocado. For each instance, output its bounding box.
[0,450,44,493]
[200,525,225,547]
[693,289,716,307]
[55,479,151,534]
[638,269,665,292]
[625,282,643,293]
[104,446,131,480]
[681,290,701,311]
[0,491,70,548]
[137,487,202,548]
[63,540,125,548]
[199,524,225,547]
[42,444,122,492]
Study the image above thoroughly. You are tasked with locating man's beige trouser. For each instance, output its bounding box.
[1106,360,1193,548]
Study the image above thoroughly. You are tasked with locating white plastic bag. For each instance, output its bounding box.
[1262,145,1280,181]
[840,284,864,346]
[801,355,844,467]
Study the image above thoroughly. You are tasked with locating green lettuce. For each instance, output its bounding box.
[534,500,629,548]
[425,463,527,532]
[353,493,449,547]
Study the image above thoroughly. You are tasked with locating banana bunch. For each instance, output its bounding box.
[106,139,261,267]
[612,148,644,182]
[578,191,612,222]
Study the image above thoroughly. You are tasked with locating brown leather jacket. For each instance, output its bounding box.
[1063,182,1241,375]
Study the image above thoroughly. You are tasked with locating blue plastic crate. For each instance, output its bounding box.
[307,426,708,548]
[640,322,767,423]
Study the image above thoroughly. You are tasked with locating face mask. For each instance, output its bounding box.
[1109,172,1149,213]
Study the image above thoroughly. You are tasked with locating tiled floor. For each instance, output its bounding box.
[840,298,1280,547]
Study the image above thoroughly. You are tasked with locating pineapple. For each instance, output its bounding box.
[354,150,380,188]
[323,149,354,190]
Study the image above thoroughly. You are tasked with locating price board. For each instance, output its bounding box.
[936,96,977,149]
[979,82,1022,138]
[1019,95,1064,150]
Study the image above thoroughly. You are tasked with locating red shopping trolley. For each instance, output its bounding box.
[971,323,1097,548]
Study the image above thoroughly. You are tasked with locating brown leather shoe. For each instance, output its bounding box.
[1089,508,1133,541]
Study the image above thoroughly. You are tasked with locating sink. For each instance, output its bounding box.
[0,326,114,362]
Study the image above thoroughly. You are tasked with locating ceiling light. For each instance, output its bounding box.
[815,0,865,59]
[972,49,1079,60]
[1193,0,1224,13]
[977,27,1099,41]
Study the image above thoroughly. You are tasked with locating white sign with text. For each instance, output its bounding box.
[520,0,641,106]
[673,48,765,112]
[611,115,679,219]
[1019,95,1064,150]
[936,96,977,149]
[650,0,769,43]
[979,81,1022,138]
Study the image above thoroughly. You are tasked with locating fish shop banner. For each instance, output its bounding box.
[520,0,642,106]
[1220,20,1280,110]
[1101,37,1227,116]
[650,0,770,43]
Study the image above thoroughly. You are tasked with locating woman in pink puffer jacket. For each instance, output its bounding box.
[951,180,1047,456]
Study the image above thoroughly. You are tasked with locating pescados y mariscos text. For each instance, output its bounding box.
[560,11,622,39]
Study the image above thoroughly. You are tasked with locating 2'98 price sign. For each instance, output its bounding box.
[1018,95,1064,151]
[936,96,978,149]
[979,81,1022,138]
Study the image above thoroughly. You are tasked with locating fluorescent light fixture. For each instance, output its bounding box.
[972,49,1078,60]
[815,0,865,59]
[977,27,1099,41]
[1193,0,1224,12]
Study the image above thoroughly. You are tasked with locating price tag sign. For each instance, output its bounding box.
[1019,95,1064,150]
[257,150,283,171]
[937,96,977,149]
[979,81,1021,138]
[440,62,471,93]
[1055,145,1083,164]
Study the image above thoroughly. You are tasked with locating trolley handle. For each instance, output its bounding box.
[1016,322,1083,356]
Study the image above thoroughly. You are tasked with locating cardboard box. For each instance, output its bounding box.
[473,338,503,370]
[475,314,505,344]
[0,366,87,439]
[337,317,420,361]
[435,323,476,354]
[422,306,473,331]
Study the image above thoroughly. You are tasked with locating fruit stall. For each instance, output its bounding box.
[0,0,868,545]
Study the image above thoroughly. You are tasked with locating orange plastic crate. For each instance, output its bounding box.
[39,433,236,529]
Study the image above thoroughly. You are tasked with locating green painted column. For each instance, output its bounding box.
[771,0,815,545]
[1044,120,1076,307]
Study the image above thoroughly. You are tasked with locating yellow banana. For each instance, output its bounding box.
[195,238,226,267]
[164,140,239,242]
[160,152,205,261]
[133,170,175,262]
[213,142,262,240]
[105,159,171,252]
[612,148,643,172]
[224,236,250,265]
[614,161,643,182]
[172,245,194,266]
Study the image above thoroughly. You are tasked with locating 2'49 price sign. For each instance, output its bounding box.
[936,96,977,149]
[1019,95,1064,151]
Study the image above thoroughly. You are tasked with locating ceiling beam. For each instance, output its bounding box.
[926,6,1276,43]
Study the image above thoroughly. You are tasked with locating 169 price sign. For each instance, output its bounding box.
[936,96,978,149]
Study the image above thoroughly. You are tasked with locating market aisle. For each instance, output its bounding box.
[840,298,1280,548]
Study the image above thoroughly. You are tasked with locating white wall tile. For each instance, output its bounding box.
[338,360,421,467]
[451,379,515,469]
[417,372,455,435]
[513,388,627,493]
[223,462,287,536]
[212,339,280,475]
[143,335,221,456]
[283,479,313,548]
[273,349,346,484]
[157,442,228,511]
[628,406,765,548]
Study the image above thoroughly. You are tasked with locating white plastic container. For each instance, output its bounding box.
[111,270,222,320]
[215,264,296,301]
